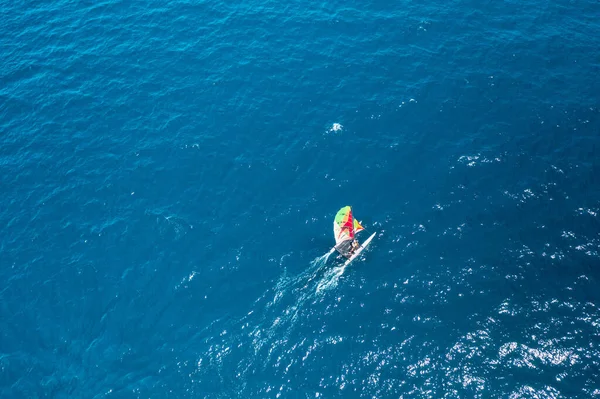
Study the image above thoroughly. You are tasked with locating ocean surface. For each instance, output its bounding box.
[2,0,600,398]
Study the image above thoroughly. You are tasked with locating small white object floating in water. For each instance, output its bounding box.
[329,123,343,132]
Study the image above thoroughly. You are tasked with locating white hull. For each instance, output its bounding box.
[342,232,376,267]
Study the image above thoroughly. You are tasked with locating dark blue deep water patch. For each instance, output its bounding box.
[2,0,600,397]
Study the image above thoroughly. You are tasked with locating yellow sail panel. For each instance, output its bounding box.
[353,219,364,233]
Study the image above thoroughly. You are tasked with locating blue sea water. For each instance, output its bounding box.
[2,0,600,397]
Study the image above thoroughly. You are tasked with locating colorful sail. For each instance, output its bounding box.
[354,219,364,233]
[333,206,363,244]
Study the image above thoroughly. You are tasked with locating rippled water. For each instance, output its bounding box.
[2,0,600,398]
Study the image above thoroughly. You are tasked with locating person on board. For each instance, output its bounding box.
[348,239,360,257]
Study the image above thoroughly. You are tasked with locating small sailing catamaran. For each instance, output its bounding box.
[332,206,376,267]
